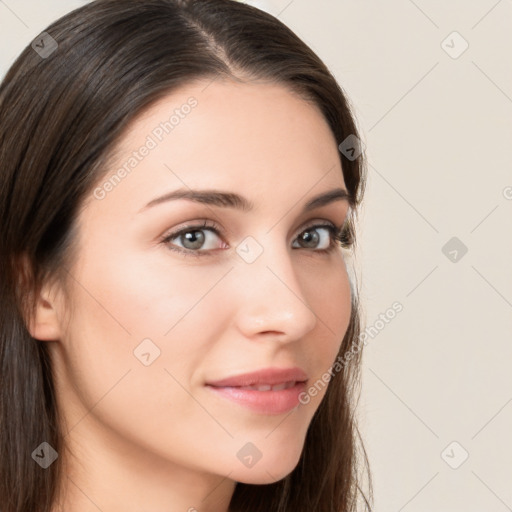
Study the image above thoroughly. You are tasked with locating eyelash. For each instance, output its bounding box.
[160,219,353,258]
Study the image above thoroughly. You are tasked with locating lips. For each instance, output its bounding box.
[205,367,309,414]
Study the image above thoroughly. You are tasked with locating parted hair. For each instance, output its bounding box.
[0,1,372,510]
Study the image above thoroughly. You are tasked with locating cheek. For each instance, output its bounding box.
[303,255,352,345]
[60,242,231,395]
[298,258,352,401]
[70,238,226,338]
[56,249,231,462]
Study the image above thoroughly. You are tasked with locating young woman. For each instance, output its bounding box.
[0,0,372,510]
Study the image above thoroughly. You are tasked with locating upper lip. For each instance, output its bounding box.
[206,367,308,387]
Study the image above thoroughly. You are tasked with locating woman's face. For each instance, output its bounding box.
[45,79,352,495]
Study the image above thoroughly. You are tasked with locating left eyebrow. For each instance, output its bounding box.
[138,187,352,214]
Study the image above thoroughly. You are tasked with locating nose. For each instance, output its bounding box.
[231,239,318,343]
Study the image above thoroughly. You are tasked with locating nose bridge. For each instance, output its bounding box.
[232,233,318,338]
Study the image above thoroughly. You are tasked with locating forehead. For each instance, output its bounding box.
[89,79,346,214]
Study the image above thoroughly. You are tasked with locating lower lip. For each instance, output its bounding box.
[205,382,307,415]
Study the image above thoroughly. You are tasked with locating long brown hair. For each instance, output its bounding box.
[0,0,372,510]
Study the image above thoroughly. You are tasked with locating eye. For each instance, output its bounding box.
[160,219,352,258]
[292,223,340,251]
[161,220,224,257]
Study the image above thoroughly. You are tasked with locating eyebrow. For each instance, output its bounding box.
[138,187,352,214]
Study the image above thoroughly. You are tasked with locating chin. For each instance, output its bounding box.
[232,451,302,485]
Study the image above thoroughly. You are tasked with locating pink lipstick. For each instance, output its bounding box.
[205,367,308,415]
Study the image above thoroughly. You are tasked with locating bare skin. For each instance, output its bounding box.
[30,78,352,512]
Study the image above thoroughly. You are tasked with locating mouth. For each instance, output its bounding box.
[210,380,303,391]
[238,381,298,391]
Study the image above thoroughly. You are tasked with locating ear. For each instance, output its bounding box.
[28,281,63,341]
[17,254,63,341]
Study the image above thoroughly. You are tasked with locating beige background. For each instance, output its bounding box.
[1,1,511,510]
